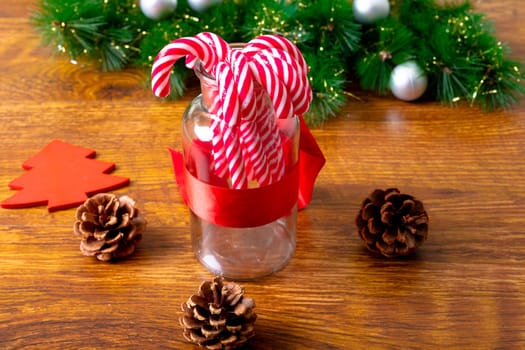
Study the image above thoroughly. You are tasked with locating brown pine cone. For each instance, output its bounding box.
[180,277,256,350]
[356,188,428,257]
[73,193,146,261]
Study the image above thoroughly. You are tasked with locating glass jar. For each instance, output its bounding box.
[181,58,299,280]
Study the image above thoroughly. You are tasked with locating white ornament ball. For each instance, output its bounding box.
[389,61,428,102]
[188,0,222,12]
[353,0,390,24]
[140,0,178,20]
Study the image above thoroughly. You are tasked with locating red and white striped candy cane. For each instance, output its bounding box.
[249,54,294,120]
[228,49,273,185]
[249,55,295,181]
[257,94,285,183]
[248,89,281,183]
[244,35,312,118]
[216,61,247,189]
[268,47,312,113]
[243,35,308,76]
[185,32,231,73]
[151,36,218,97]
[220,119,247,189]
[252,49,311,117]
[151,33,228,179]
[228,49,256,118]
[192,33,233,179]
[216,62,240,128]
[244,36,313,181]
[211,110,229,178]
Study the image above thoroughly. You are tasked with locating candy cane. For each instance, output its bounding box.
[257,92,285,182]
[245,40,311,181]
[248,55,294,120]
[269,47,312,112]
[211,113,229,178]
[244,35,308,76]
[151,34,229,178]
[151,36,218,97]
[252,49,311,117]
[244,36,312,118]
[191,33,233,177]
[249,57,295,180]
[216,61,247,189]
[221,119,247,189]
[240,120,269,184]
[228,50,256,118]
[228,49,274,185]
[185,32,231,72]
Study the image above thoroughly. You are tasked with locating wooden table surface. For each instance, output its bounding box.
[1,1,525,349]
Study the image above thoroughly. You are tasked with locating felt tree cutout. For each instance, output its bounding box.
[1,140,130,212]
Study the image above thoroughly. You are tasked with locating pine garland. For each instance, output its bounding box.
[32,0,524,124]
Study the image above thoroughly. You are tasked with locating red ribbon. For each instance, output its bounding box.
[169,115,325,227]
[297,115,326,209]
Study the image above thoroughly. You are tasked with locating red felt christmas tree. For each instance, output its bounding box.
[1,140,130,212]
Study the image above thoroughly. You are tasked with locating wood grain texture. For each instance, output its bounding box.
[1,1,524,349]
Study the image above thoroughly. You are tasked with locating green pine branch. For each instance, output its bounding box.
[32,0,525,123]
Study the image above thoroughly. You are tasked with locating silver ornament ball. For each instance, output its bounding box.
[389,61,428,102]
[188,0,223,12]
[140,0,178,20]
[353,0,390,24]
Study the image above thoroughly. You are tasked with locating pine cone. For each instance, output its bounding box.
[73,193,146,261]
[180,277,256,350]
[356,188,428,257]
